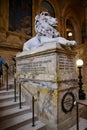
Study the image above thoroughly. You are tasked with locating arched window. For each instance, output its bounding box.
[41,0,55,17]
[66,19,75,40]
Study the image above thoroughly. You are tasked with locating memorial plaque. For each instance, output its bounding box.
[16,53,57,81]
[58,54,75,72]
[61,92,75,113]
[57,54,77,81]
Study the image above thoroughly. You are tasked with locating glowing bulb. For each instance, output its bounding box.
[68,32,72,36]
[76,59,83,67]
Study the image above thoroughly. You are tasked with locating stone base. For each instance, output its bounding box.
[16,42,78,130]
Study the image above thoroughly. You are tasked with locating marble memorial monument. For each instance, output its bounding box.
[16,11,78,130]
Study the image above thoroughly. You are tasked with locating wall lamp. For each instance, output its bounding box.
[68,32,73,37]
[76,59,86,100]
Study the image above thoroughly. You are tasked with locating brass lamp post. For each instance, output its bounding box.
[76,59,86,100]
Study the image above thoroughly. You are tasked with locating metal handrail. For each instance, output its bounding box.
[1,73,3,88]
[8,64,17,102]
[14,77,16,102]
[32,96,35,126]
[13,63,17,102]
[18,80,35,127]
[1,64,16,102]
[19,82,22,109]
[6,69,8,91]
[5,63,17,102]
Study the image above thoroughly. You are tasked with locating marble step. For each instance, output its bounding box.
[0,88,47,130]
[0,112,38,130]
[0,100,25,110]
[0,94,19,102]
[0,83,14,90]
[0,105,31,122]
[69,118,87,130]
[0,89,16,96]
[16,120,47,130]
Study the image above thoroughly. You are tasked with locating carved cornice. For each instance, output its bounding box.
[0,43,22,51]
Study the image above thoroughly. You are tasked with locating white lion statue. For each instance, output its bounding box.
[23,11,76,51]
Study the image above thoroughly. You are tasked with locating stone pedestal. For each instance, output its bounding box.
[16,43,78,130]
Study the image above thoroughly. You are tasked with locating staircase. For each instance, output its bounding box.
[0,88,47,130]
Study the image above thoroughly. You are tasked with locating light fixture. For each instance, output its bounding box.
[76,59,86,100]
[76,59,83,67]
[68,32,72,37]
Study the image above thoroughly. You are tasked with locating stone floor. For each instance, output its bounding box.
[69,118,87,130]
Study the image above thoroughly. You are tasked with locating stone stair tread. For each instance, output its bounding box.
[0,89,14,94]
[0,85,14,90]
[0,112,37,130]
[0,105,30,120]
[69,118,87,130]
[0,100,25,110]
[0,100,19,105]
[16,120,47,130]
[0,89,15,96]
[0,88,47,130]
[0,100,20,107]
[0,94,18,100]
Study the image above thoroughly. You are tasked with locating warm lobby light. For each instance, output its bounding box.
[68,32,72,36]
[76,59,86,100]
[76,59,83,67]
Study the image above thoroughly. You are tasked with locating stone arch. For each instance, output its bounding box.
[39,0,60,32]
[40,0,60,16]
[61,3,82,44]
[65,11,81,44]
[40,0,55,17]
